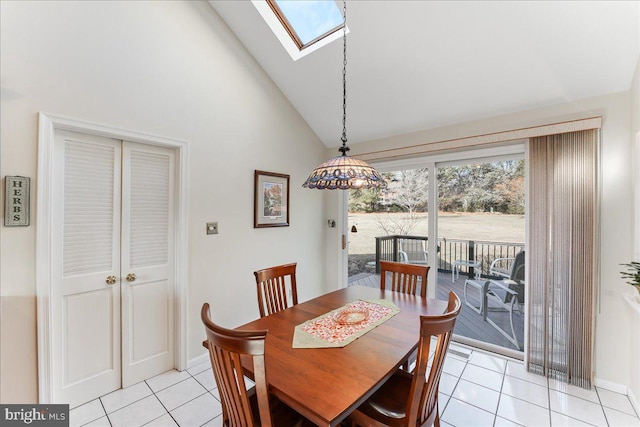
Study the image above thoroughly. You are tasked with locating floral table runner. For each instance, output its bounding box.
[292,299,400,349]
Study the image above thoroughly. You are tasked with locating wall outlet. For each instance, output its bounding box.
[206,222,218,235]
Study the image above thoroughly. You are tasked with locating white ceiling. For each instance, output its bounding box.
[209,1,639,148]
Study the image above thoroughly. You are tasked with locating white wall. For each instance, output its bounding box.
[629,56,640,409]
[0,1,328,403]
[346,90,635,389]
[632,57,640,262]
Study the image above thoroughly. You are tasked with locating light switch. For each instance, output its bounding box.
[206,222,218,235]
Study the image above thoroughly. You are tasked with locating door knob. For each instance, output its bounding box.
[106,275,117,285]
[126,273,137,282]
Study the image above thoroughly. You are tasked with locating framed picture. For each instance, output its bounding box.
[254,170,290,228]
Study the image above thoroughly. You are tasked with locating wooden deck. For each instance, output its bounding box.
[348,272,525,351]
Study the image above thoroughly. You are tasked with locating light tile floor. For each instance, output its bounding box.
[70,345,640,427]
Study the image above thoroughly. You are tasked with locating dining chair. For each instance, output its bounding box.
[347,292,461,427]
[201,303,310,427]
[380,260,429,298]
[380,260,429,371]
[254,262,298,318]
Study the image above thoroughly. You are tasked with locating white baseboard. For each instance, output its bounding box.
[186,352,209,371]
[594,377,628,394]
[629,388,640,417]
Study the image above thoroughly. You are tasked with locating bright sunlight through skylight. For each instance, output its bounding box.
[274,0,343,45]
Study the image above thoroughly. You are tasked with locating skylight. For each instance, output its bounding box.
[253,0,346,61]
[267,0,344,49]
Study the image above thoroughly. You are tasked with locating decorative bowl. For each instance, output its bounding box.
[333,306,369,325]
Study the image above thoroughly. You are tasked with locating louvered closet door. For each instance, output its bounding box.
[52,131,122,407]
[121,141,175,387]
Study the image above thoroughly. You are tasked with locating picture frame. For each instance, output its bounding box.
[254,170,290,228]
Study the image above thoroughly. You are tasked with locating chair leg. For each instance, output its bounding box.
[485,297,520,350]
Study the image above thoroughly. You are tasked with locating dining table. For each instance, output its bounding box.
[231,284,449,427]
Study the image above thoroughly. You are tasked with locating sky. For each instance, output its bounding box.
[275,0,344,45]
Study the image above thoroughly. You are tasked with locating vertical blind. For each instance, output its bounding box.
[528,129,599,389]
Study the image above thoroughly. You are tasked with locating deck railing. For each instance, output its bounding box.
[374,235,523,278]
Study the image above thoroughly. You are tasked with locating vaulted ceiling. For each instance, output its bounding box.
[209,1,639,148]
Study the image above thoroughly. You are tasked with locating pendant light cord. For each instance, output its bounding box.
[340,0,350,155]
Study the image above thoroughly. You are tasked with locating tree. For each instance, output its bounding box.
[386,168,429,214]
[348,188,380,212]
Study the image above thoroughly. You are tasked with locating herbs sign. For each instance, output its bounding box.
[4,176,30,226]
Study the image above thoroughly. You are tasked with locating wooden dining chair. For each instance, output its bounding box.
[380,260,429,298]
[380,260,429,370]
[347,292,462,427]
[254,262,298,318]
[201,303,310,427]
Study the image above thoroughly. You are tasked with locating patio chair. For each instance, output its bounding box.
[201,303,312,426]
[254,262,298,318]
[483,250,525,349]
[346,292,461,427]
[489,254,518,279]
[398,238,428,265]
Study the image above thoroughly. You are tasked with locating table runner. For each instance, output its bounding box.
[292,299,400,348]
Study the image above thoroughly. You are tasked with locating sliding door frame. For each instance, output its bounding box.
[348,143,527,357]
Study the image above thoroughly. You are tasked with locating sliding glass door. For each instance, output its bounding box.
[436,159,525,354]
[347,169,431,287]
[345,144,526,357]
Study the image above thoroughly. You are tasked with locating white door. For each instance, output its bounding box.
[51,131,176,406]
[121,142,175,386]
[52,131,123,407]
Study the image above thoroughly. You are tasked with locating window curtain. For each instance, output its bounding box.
[527,129,599,389]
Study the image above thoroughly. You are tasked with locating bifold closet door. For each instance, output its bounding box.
[52,131,123,407]
[120,141,175,387]
[51,132,176,406]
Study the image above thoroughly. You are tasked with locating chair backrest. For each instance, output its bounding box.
[510,251,525,282]
[380,260,429,298]
[201,303,273,427]
[253,263,298,318]
[507,251,525,303]
[408,292,461,427]
[399,239,428,264]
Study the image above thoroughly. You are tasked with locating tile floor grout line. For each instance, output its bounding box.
[144,388,184,427]
[594,386,612,427]
[440,356,469,424]
[97,397,113,427]
[596,386,640,419]
[549,408,600,427]
[82,353,640,427]
[492,360,506,427]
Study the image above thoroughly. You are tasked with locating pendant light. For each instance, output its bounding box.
[302,0,386,190]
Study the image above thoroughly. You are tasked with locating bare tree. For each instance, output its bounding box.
[387,169,429,214]
[375,213,424,236]
[373,169,429,236]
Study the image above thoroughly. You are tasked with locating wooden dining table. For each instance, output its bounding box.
[233,285,449,427]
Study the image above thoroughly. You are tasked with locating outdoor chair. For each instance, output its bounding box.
[398,239,429,265]
[201,303,312,426]
[464,251,525,350]
[254,262,298,318]
[347,292,461,427]
[489,254,520,279]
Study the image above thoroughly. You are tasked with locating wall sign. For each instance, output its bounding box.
[4,176,30,226]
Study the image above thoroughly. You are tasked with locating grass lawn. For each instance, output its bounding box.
[348,212,525,255]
